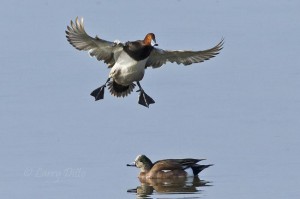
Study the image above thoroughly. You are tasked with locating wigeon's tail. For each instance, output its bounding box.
[107,80,135,98]
[191,164,213,176]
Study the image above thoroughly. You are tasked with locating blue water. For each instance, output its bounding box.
[1,0,300,198]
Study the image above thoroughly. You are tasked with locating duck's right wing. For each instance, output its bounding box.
[66,17,123,67]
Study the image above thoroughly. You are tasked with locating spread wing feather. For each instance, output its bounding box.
[146,39,224,68]
[65,17,123,67]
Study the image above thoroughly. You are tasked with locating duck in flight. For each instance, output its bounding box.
[66,17,224,107]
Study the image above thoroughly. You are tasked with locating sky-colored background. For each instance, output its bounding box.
[1,0,299,198]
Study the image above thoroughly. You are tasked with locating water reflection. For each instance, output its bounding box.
[127,176,211,198]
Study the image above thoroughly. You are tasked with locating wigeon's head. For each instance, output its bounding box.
[134,155,153,172]
[127,154,153,172]
[143,33,158,46]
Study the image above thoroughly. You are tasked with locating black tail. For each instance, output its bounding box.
[191,164,213,176]
[107,80,135,98]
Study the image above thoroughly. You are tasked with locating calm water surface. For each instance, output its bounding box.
[1,0,300,199]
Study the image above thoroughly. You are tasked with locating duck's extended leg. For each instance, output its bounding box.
[90,78,110,101]
[136,81,155,108]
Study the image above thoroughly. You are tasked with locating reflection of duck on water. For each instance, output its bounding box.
[127,176,210,197]
[127,155,213,179]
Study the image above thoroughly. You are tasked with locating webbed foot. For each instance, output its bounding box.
[91,86,106,100]
[138,91,155,108]
[90,78,110,101]
[136,81,155,108]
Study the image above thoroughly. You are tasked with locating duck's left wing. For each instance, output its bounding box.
[151,161,182,172]
[146,39,224,68]
[161,158,205,166]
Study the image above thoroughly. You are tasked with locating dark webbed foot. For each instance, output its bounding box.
[90,78,110,101]
[138,91,155,108]
[136,81,155,108]
[90,86,105,100]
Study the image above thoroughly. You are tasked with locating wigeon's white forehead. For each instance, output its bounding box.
[135,155,143,161]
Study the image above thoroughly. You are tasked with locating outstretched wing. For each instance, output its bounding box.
[146,39,224,68]
[66,17,123,67]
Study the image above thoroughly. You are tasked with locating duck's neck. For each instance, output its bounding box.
[141,158,153,172]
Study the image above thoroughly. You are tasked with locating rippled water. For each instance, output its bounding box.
[1,0,300,198]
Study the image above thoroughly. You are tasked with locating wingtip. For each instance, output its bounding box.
[219,37,225,48]
[69,16,83,26]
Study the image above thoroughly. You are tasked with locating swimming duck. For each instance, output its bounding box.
[66,17,223,107]
[127,155,213,179]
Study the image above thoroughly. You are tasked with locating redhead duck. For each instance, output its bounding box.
[66,17,223,107]
[127,155,213,179]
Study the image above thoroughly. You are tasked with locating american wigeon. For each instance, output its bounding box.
[127,155,213,179]
[66,17,224,107]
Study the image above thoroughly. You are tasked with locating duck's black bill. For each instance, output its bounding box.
[127,188,137,193]
[126,163,136,167]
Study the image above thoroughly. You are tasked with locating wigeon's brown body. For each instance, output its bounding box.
[127,155,213,179]
[66,17,224,107]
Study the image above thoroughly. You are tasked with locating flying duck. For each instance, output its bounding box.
[127,155,213,179]
[66,17,224,107]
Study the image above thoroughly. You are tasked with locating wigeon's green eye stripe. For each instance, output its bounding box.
[66,17,223,108]
[127,155,212,179]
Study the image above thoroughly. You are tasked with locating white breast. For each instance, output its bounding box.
[109,51,148,85]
